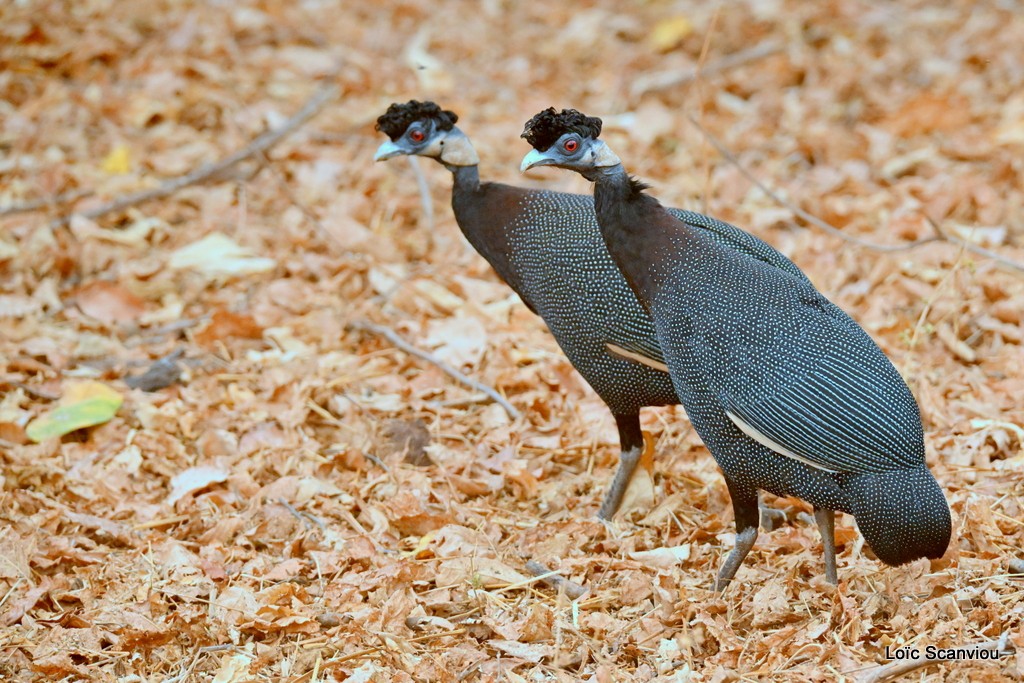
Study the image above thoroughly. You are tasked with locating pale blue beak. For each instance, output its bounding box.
[374,140,405,161]
[520,148,556,173]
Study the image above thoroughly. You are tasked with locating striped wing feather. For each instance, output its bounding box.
[722,351,922,474]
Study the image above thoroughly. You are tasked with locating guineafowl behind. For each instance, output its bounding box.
[375,100,809,522]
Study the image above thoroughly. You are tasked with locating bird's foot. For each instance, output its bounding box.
[714,526,758,591]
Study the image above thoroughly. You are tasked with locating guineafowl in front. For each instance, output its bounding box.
[374,100,808,521]
[520,107,951,588]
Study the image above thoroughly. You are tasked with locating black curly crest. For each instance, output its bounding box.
[521,108,603,151]
[375,100,458,141]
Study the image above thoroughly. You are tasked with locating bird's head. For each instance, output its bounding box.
[374,100,478,166]
[520,108,621,177]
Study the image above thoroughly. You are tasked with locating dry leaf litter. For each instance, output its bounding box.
[1,0,1023,681]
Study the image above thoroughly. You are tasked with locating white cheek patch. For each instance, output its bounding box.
[422,138,444,158]
[438,132,480,166]
[725,410,838,473]
[591,141,622,168]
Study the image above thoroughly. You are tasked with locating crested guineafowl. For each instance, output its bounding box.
[374,100,808,521]
[520,107,951,588]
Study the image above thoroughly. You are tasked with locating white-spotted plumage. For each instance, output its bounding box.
[378,105,815,521]
[518,107,951,584]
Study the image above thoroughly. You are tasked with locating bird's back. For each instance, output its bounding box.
[451,181,811,415]
[453,182,677,414]
[650,226,926,475]
[588,183,948,563]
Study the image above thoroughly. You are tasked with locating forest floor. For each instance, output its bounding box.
[1,0,1023,681]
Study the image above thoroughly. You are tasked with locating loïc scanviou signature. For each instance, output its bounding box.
[885,644,1010,662]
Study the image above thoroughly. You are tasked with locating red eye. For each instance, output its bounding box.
[564,139,579,152]
[410,129,425,142]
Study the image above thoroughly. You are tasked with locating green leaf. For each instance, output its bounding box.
[26,382,123,442]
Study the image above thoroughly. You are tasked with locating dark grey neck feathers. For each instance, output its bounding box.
[590,165,680,309]
[592,165,654,215]
[450,164,480,192]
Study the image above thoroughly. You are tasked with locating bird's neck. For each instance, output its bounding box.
[438,127,481,188]
[450,164,480,193]
[591,164,638,206]
[591,165,685,309]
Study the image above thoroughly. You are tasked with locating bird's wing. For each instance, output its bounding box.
[520,196,671,372]
[667,208,810,284]
[720,349,924,474]
[600,208,801,375]
[604,338,669,372]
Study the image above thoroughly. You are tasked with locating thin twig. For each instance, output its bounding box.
[691,6,720,218]
[0,188,95,217]
[123,347,185,391]
[162,649,203,683]
[908,236,968,348]
[0,578,23,613]
[688,114,1024,276]
[122,315,209,348]
[198,644,252,655]
[49,78,340,228]
[925,216,1024,276]
[276,498,326,531]
[525,560,588,600]
[124,316,209,338]
[427,394,493,409]
[277,498,314,530]
[631,41,782,98]
[0,378,61,401]
[258,148,350,254]
[854,632,1014,683]
[361,450,391,471]
[349,319,521,420]
[286,628,467,680]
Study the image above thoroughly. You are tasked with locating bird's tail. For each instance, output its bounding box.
[844,467,951,566]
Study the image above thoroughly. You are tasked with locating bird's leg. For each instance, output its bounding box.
[715,483,760,591]
[814,507,838,585]
[597,413,645,521]
[597,446,641,520]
